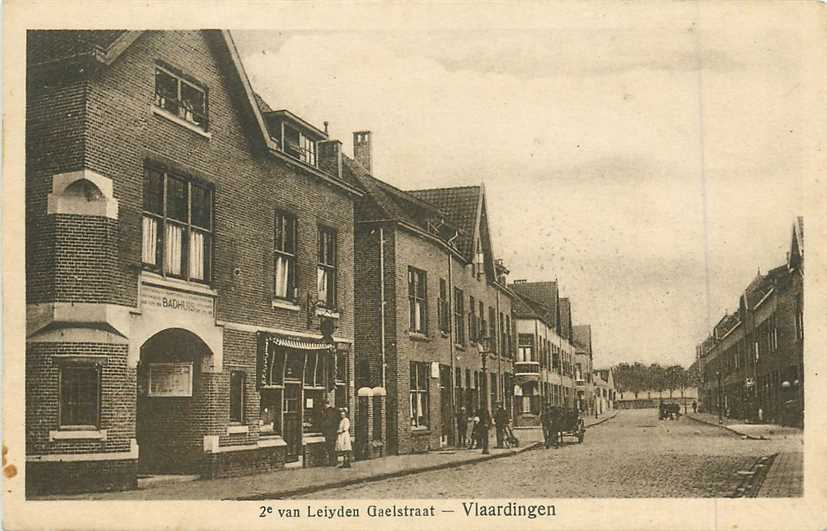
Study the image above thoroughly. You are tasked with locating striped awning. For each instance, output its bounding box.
[268,336,333,351]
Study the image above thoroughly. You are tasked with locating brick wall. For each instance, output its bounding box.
[26,342,134,456]
[355,222,514,455]
[80,30,355,337]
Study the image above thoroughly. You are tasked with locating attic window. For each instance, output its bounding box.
[154,64,208,130]
[283,125,317,166]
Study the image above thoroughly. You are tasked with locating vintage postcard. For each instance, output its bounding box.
[3,1,826,530]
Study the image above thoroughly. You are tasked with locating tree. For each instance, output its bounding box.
[649,363,666,399]
[664,365,685,398]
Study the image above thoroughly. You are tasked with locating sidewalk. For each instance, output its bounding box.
[686,412,803,497]
[685,412,802,441]
[35,431,543,501]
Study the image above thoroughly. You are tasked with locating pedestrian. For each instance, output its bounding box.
[692,400,697,413]
[540,404,550,449]
[478,407,491,454]
[457,407,468,448]
[321,400,340,466]
[549,407,560,448]
[494,403,507,449]
[336,408,352,468]
[468,412,479,449]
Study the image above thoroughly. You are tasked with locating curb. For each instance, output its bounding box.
[585,412,618,428]
[233,441,543,500]
[685,414,765,440]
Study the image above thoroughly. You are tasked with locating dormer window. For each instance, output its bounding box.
[154,64,208,130]
[262,110,326,168]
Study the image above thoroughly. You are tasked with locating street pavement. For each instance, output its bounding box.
[302,408,802,498]
[34,409,802,500]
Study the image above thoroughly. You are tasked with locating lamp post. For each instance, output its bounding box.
[478,334,490,454]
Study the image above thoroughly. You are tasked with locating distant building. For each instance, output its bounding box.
[592,368,616,414]
[573,325,595,415]
[509,281,577,425]
[698,218,804,426]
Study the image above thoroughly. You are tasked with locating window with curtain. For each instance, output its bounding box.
[274,211,297,300]
[453,288,465,345]
[317,227,337,307]
[409,362,429,428]
[142,166,212,283]
[408,267,428,334]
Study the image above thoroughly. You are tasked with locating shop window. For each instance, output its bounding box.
[154,64,208,129]
[303,388,325,433]
[453,288,465,345]
[142,166,212,282]
[230,371,246,424]
[407,267,428,334]
[317,227,337,308]
[259,389,283,435]
[285,350,304,381]
[274,211,297,300]
[59,365,100,428]
[409,362,429,428]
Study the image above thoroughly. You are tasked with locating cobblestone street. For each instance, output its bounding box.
[301,409,802,499]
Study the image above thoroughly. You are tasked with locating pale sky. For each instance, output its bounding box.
[234,3,806,369]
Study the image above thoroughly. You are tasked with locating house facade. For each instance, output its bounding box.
[353,154,515,455]
[573,324,594,414]
[698,218,804,426]
[26,30,361,495]
[509,281,577,425]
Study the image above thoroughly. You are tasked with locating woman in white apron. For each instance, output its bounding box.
[336,408,352,468]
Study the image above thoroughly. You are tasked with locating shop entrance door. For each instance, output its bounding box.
[283,383,302,462]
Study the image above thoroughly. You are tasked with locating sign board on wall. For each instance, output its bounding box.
[148,362,193,397]
[141,284,214,319]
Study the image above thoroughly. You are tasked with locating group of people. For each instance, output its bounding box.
[456,403,518,452]
[321,400,353,468]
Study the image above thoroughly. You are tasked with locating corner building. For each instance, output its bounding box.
[26,30,362,495]
[352,153,515,455]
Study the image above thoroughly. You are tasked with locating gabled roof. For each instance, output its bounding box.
[572,325,592,355]
[510,289,555,328]
[510,281,560,330]
[559,298,573,340]
[28,30,362,198]
[789,216,804,271]
[407,186,481,262]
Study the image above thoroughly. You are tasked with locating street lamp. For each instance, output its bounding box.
[478,333,491,454]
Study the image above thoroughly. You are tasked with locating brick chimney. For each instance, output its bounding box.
[318,140,342,179]
[353,131,372,174]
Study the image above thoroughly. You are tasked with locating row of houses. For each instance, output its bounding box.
[695,218,804,427]
[24,30,606,495]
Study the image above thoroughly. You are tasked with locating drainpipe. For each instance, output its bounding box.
[447,230,459,445]
[379,227,386,389]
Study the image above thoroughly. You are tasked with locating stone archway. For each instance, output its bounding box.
[136,328,213,475]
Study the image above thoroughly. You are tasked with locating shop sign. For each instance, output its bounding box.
[141,284,214,319]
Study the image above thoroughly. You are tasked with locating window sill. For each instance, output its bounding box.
[257,436,287,448]
[152,106,212,139]
[408,332,430,342]
[315,306,340,319]
[227,424,249,434]
[303,434,326,444]
[410,427,430,435]
[141,271,217,297]
[272,299,301,312]
[50,429,107,441]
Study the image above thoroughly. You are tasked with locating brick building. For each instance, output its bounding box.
[573,324,595,414]
[698,218,804,426]
[509,281,578,425]
[26,30,362,495]
[352,150,515,454]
